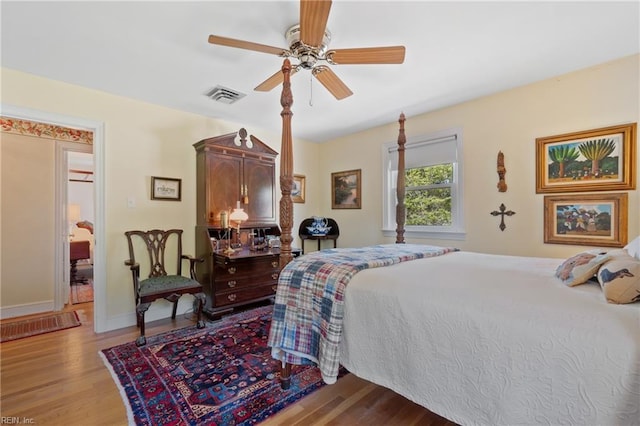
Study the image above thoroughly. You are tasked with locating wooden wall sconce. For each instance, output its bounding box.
[497,151,507,192]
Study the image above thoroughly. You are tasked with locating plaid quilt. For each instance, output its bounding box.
[267,244,457,383]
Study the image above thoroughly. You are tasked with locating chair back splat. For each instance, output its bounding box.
[126,229,184,278]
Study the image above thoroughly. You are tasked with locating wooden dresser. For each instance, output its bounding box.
[211,249,281,314]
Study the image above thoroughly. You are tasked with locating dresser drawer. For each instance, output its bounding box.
[213,270,279,292]
[213,284,277,307]
[214,257,279,278]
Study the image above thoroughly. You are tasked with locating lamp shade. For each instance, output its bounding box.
[229,208,248,222]
[68,204,81,223]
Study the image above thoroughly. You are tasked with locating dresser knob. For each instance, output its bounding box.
[227,267,236,274]
[227,280,236,288]
[271,261,278,268]
[227,294,237,302]
[272,285,277,292]
[271,273,279,280]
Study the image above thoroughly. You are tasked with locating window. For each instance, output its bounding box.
[382,127,465,240]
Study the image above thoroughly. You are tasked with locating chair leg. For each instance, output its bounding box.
[136,302,151,346]
[195,292,206,329]
[171,299,179,319]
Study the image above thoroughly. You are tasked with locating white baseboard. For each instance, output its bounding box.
[103,297,196,332]
[0,300,55,319]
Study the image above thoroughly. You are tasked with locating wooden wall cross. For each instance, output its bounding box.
[490,203,515,231]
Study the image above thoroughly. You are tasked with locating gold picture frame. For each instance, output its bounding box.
[292,174,305,203]
[536,123,636,193]
[151,176,181,201]
[544,193,628,247]
[331,169,361,209]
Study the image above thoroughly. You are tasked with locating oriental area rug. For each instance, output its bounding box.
[70,281,94,304]
[100,305,336,426]
[0,311,81,343]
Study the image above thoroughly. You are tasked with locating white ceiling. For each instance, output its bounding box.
[2,1,638,143]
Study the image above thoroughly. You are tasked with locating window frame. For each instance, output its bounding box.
[381,127,465,240]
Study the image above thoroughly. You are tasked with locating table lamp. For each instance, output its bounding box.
[229,202,248,249]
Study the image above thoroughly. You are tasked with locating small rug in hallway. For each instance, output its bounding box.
[0,311,81,342]
[100,305,341,426]
[71,280,94,304]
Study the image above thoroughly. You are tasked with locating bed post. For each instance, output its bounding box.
[279,58,294,268]
[396,112,406,244]
[278,58,294,390]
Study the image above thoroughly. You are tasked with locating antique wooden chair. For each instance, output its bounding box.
[124,229,206,346]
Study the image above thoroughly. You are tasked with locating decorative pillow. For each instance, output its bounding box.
[597,253,640,304]
[624,236,640,260]
[555,250,611,286]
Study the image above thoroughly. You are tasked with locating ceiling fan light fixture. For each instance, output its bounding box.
[298,50,318,69]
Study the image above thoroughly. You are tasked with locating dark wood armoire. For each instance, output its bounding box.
[193,128,284,318]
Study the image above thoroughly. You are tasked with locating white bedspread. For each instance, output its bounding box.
[340,251,640,426]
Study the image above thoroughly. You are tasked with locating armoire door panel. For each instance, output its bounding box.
[244,157,276,225]
[206,153,242,222]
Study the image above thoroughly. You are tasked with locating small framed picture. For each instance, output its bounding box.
[544,192,628,247]
[292,174,305,203]
[331,169,361,209]
[151,176,181,201]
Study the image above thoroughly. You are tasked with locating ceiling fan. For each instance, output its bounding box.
[208,0,405,100]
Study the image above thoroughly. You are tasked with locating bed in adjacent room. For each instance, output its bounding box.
[268,59,640,425]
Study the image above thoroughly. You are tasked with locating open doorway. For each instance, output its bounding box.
[3,104,105,333]
[67,151,94,306]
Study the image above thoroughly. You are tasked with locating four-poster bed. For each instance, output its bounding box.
[272,59,640,425]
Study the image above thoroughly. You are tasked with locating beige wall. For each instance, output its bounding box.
[318,54,639,258]
[1,53,638,328]
[1,133,56,307]
[0,67,319,327]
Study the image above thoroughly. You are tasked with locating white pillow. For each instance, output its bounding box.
[597,253,640,304]
[624,236,640,260]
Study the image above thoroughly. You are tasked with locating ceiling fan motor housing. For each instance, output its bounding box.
[285,24,331,69]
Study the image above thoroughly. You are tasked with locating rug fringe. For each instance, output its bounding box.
[99,351,135,426]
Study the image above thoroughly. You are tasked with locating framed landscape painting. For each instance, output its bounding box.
[543,193,628,247]
[536,123,636,193]
[331,169,361,209]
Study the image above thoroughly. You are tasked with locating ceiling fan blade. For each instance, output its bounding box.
[312,66,353,100]
[208,35,287,56]
[328,46,406,64]
[300,0,332,46]
[254,68,299,92]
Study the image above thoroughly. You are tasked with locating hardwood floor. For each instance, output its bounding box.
[1,303,455,425]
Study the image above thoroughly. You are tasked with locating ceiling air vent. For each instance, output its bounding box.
[205,85,246,104]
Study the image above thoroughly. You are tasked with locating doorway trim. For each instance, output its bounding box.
[56,142,93,306]
[1,104,106,333]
